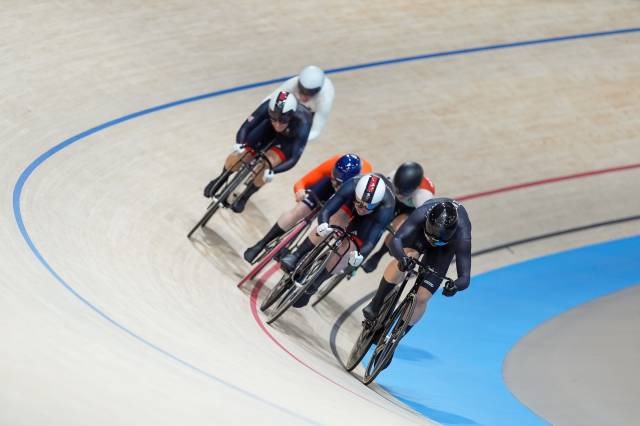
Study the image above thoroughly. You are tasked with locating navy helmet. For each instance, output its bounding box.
[332,154,362,184]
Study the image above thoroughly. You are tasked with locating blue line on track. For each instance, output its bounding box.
[12,26,640,422]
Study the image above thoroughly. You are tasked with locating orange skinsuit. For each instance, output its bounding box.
[293,155,373,193]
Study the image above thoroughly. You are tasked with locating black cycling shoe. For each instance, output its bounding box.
[231,184,259,213]
[362,302,380,321]
[204,177,222,198]
[231,196,249,213]
[273,247,289,262]
[293,278,324,308]
[243,243,265,263]
[280,252,301,273]
[361,256,381,273]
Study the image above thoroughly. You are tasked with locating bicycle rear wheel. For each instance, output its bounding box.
[363,295,416,385]
[266,250,330,324]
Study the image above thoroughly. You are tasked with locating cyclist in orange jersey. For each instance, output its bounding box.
[243,154,372,262]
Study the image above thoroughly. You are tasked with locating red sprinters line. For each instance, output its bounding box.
[457,163,640,201]
[247,162,640,409]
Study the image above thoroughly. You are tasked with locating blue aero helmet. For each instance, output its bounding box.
[332,154,362,184]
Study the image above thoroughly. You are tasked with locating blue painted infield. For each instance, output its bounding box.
[376,236,640,425]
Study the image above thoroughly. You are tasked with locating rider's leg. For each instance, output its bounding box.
[276,200,313,230]
[280,209,351,272]
[409,286,434,325]
[362,248,419,320]
[232,149,283,213]
[404,245,456,332]
[243,201,312,262]
[204,152,249,197]
[362,213,408,273]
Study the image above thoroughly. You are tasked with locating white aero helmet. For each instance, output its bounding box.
[268,90,298,122]
[355,174,387,211]
[298,65,325,96]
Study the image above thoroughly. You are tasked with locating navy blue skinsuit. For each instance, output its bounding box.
[236,100,312,174]
[390,198,472,294]
[318,174,396,258]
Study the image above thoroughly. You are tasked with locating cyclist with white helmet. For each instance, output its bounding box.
[243,153,372,263]
[279,173,396,308]
[362,198,472,335]
[362,162,436,272]
[266,65,334,142]
[203,90,312,213]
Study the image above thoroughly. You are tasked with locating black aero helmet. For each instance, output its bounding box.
[393,162,424,195]
[424,201,458,246]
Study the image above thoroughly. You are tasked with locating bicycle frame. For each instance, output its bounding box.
[187,143,274,238]
[313,224,399,306]
[290,225,354,282]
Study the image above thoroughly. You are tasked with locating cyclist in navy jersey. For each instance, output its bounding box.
[203,90,312,213]
[363,198,472,335]
[279,173,396,308]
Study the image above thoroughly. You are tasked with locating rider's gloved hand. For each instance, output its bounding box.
[232,143,245,154]
[398,256,416,272]
[348,251,364,267]
[263,169,275,183]
[316,223,333,237]
[442,281,458,297]
[295,189,307,202]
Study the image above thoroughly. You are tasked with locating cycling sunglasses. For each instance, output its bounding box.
[354,198,374,211]
[268,111,291,124]
[297,81,321,97]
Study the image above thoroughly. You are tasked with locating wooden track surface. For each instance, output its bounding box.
[1,1,639,425]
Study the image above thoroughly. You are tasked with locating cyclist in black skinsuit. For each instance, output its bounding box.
[362,198,472,334]
[279,173,396,308]
[203,90,312,213]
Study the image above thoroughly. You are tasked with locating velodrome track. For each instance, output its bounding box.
[2,2,640,425]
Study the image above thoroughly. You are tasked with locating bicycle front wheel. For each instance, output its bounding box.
[363,295,416,385]
[345,321,377,372]
[260,275,292,312]
[266,250,330,324]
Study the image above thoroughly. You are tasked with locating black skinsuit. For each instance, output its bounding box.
[390,197,472,294]
[236,100,312,174]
